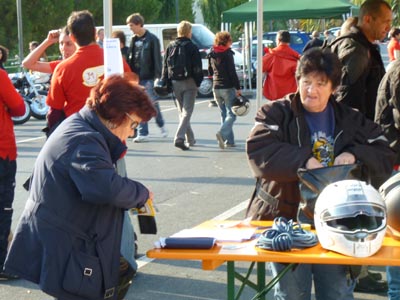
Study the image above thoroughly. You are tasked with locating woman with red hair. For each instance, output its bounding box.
[5,75,156,300]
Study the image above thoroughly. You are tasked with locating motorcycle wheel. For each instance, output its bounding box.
[12,100,31,125]
[29,90,48,120]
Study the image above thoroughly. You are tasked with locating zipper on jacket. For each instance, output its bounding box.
[296,117,302,147]
[333,130,344,153]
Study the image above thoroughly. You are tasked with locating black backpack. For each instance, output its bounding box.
[167,40,190,80]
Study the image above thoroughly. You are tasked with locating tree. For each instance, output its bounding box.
[157,0,195,23]
[199,0,247,32]
[113,0,162,25]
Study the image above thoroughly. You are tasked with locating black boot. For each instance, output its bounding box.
[354,273,387,293]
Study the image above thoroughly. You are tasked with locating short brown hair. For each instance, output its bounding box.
[126,13,144,27]
[296,48,342,90]
[0,45,8,63]
[214,31,232,46]
[112,30,126,46]
[359,0,391,20]
[67,10,96,46]
[86,75,156,125]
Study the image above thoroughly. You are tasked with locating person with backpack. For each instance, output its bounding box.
[207,31,242,149]
[161,20,203,150]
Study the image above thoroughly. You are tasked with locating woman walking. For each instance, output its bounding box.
[208,31,242,149]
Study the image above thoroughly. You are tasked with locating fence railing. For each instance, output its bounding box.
[4,55,61,74]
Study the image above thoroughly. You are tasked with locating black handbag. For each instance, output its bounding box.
[297,164,364,220]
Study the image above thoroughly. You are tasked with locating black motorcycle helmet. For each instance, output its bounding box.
[154,78,169,98]
[232,95,250,116]
[379,172,400,239]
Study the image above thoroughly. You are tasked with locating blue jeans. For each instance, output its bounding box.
[137,79,165,137]
[121,211,137,270]
[387,170,400,300]
[271,263,355,300]
[388,266,400,299]
[272,210,355,300]
[213,88,236,145]
[116,158,138,271]
[0,158,16,267]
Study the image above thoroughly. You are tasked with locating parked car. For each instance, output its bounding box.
[257,31,310,54]
[326,26,341,37]
[231,39,274,88]
[249,40,274,87]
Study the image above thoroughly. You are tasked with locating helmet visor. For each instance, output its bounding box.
[321,203,386,232]
[321,203,385,220]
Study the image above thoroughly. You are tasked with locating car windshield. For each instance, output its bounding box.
[191,25,214,50]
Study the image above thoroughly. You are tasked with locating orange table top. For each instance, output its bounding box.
[146,220,400,270]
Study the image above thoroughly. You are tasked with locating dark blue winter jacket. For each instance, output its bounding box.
[5,106,149,300]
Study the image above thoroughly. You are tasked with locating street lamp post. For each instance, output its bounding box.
[16,0,24,69]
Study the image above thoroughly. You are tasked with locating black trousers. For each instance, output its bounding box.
[0,158,16,267]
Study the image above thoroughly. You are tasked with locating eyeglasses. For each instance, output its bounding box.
[125,113,139,130]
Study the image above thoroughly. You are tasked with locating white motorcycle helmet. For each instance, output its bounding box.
[314,180,387,258]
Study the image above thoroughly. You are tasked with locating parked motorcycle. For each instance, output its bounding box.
[9,71,50,124]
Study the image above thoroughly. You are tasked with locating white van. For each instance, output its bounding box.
[107,23,244,97]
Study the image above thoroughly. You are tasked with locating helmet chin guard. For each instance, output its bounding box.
[314,180,387,257]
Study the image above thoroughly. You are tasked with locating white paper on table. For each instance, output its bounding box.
[104,38,123,78]
[171,227,257,242]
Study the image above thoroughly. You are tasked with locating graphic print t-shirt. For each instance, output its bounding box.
[133,36,144,73]
[304,103,335,167]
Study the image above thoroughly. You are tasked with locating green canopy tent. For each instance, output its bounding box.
[222,0,354,23]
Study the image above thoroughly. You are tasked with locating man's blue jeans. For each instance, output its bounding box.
[388,266,400,299]
[272,210,355,300]
[116,158,137,271]
[271,262,355,300]
[213,88,237,145]
[137,79,165,137]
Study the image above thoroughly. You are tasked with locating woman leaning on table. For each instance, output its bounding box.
[4,75,156,300]
[245,48,394,300]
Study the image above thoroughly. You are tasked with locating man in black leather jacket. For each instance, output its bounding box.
[126,13,167,142]
[330,0,392,121]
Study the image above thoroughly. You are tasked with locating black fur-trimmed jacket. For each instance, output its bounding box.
[330,26,385,120]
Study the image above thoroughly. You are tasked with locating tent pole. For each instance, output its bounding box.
[103,0,113,38]
[256,0,263,109]
[247,22,252,91]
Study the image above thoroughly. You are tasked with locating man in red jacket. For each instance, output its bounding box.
[262,30,300,101]
[0,68,25,280]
